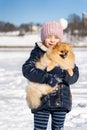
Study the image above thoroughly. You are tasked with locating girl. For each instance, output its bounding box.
[22,19,79,130]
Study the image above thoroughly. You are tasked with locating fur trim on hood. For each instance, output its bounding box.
[37,42,48,51]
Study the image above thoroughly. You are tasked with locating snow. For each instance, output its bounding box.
[0,33,87,47]
[0,34,41,47]
[0,47,87,130]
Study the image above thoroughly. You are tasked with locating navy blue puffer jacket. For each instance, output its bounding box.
[22,43,79,113]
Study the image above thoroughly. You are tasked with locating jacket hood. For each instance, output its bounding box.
[36,42,48,52]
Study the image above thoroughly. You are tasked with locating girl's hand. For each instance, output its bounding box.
[48,67,64,78]
[46,74,58,87]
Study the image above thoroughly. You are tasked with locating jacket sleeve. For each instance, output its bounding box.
[22,47,49,84]
[63,65,79,85]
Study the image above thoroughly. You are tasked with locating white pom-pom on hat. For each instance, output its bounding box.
[59,18,68,30]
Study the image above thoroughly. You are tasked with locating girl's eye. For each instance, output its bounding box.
[55,36,59,39]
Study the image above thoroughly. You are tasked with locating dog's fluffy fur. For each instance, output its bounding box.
[26,42,75,109]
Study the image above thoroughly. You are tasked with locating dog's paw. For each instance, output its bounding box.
[47,66,53,71]
[67,69,73,76]
[47,63,56,72]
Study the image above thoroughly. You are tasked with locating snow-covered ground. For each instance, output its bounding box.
[0,47,87,130]
[0,34,40,47]
[0,33,87,47]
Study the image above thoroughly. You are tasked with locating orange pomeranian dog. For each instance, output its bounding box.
[26,42,75,109]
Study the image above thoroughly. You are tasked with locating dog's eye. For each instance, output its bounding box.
[60,51,64,53]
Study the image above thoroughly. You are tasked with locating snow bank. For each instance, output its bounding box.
[0,34,40,47]
[0,33,87,47]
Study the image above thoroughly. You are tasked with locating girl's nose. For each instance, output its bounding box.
[50,36,55,42]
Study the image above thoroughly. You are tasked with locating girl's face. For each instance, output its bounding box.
[44,35,60,48]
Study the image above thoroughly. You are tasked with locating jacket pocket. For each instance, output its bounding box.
[47,86,62,108]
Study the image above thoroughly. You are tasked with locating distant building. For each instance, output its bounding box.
[82,12,87,27]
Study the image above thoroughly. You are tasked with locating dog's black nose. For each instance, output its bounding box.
[65,51,68,55]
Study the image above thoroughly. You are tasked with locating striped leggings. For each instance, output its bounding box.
[34,109,66,130]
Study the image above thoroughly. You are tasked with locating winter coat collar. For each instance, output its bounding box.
[36,42,48,52]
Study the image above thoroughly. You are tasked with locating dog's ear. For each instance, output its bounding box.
[57,42,61,46]
[65,43,72,47]
[65,43,74,52]
[53,42,61,49]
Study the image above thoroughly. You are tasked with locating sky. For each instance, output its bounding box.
[0,0,87,26]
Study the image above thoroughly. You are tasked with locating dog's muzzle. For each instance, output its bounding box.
[60,51,68,59]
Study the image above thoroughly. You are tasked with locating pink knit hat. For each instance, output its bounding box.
[41,19,68,41]
[41,21,63,41]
